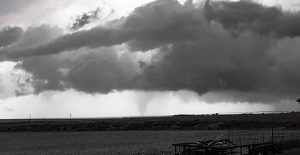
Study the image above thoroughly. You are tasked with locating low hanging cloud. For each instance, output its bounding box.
[3,0,199,58]
[204,0,300,37]
[0,26,23,48]
[2,0,300,105]
[18,46,142,93]
[0,25,62,62]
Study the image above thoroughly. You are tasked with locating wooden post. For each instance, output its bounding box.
[271,128,274,143]
[240,146,242,155]
[227,127,230,140]
[248,145,251,154]
[175,146,177,154]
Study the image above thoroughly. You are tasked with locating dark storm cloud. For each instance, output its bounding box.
[0,26,23,47]
[4,0,200,58]
[17,47,141,93]
[6,0,300,58]
[11,25,62,50]
[204,0,300,37]
[4,0,300,104]
[120,0,202,51]
[143,32,273,93]
[4,26,124,58]
[2,25,63,59]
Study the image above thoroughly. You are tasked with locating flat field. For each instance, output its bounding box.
[0,130,227,155]
[0,130,298,155]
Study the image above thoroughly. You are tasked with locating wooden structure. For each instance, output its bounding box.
[172,136,282,155]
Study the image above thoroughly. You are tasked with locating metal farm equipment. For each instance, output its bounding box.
[172,135,282,155]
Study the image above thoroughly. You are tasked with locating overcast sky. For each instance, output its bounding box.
[0,0,300,118]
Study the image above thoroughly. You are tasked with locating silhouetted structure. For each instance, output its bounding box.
[173,135,282,155]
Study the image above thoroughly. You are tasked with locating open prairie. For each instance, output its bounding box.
[0,114,299,154]
[0,130,299,155]
[0,130,227,155]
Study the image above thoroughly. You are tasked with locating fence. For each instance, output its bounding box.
[227,128,300,146]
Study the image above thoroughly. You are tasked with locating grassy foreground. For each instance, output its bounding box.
[0,130,226,155]
[0,130,298,155]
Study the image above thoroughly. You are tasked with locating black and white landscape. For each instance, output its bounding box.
[0,0,300,154]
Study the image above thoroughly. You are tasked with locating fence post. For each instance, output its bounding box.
[239,135,241,146]
[271,127,274,143]
[227,127,230,140]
